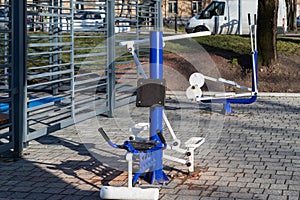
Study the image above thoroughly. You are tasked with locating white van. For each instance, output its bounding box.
[185,0,287,35]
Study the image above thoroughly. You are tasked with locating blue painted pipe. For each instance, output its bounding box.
[252,50,258,93]
[149,31,163,142]
[0,97,64,114]
[148,31,169,184]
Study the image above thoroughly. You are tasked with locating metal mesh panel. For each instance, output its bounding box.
[2,0,163,143]
[114,0,139,108]
[113,0,161,109]
[72,1,108,119]
[0,1,12,152]
[26,0,74,141]
[25,0,109,141]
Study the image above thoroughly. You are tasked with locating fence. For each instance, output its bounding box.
[0,0,162,156]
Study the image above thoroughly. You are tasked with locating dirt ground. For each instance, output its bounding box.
[162,52,300,93]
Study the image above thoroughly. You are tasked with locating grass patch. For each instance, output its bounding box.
[277,38,300,55]
[193,34,300,57]
[194,35,251,56]
[27,32,107,68]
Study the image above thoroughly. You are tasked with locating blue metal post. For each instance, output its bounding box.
[222,102,233,115]
[252,50,258,93]
[147,31,168,184]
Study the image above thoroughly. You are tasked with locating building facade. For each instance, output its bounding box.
[162,0,212,19]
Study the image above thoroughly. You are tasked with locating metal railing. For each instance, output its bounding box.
[0,0,161,156]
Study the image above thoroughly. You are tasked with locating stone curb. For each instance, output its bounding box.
[167,91,300,98]
[257,92,300,97]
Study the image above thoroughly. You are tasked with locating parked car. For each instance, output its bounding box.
[30,10,131,33]
[0,8,8,30]
[63,13,131,33]
[186,0,287,34]
[297,16,300,27]
[73,10,105,31]
[73,12,131,33]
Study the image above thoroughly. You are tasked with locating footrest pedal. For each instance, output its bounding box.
[185,137,205,149]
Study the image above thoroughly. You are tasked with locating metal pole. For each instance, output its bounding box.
[52,0,59,95]
[157,0,163,31]
[175,14,178,33]
[12,0,26,157]
[70,0,75,119]
[238,0,241,34]
[150,31,163,141]
[107,0,116,117]
[148,31,168,184]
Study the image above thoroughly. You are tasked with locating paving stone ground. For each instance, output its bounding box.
[0,96,299,200]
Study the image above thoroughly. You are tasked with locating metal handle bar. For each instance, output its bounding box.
[248,13,251,25]
[98,128,123,149]
[156,130,166,144]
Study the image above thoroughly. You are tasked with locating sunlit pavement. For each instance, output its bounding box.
[0,96,299,200]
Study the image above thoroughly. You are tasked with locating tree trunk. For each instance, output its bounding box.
[257,0,278,67]
[286,0,297,31]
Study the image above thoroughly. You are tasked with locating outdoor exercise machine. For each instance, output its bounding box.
[99,31,210,199]
[186,14,258,114]
[99,32,167,200]
[98,13,258,199]
[121,31,211,173]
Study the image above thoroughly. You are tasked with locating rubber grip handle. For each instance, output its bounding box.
[248,13,251,25]
[98,127,111,143]
[156,131,166,144]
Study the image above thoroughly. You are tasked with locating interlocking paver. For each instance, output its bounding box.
[0,96,299,200]
[229,192,254,199]
[288,196,300,200]
[245,182,260,188]
[25,193,52,200]
[249,188,264,194]
[177,189,201,196]
[288,184,300,191]
[228,182,247,188]
[160,194,178,200]
[269,184,288,190]
[263,189,283,196]
[210,191,229,198]
[268,195,288,200]
[217,186,240,193]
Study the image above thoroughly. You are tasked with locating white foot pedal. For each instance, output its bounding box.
[185,137,205,173]
[185,137,205,149]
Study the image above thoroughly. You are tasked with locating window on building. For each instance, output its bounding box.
[192,1,202,14]
[168,0,177,14]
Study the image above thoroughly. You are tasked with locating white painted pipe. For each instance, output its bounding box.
[203,75,251,91]
[163,154,187,165]
[119,31,211,46]
[196,92,254,102]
